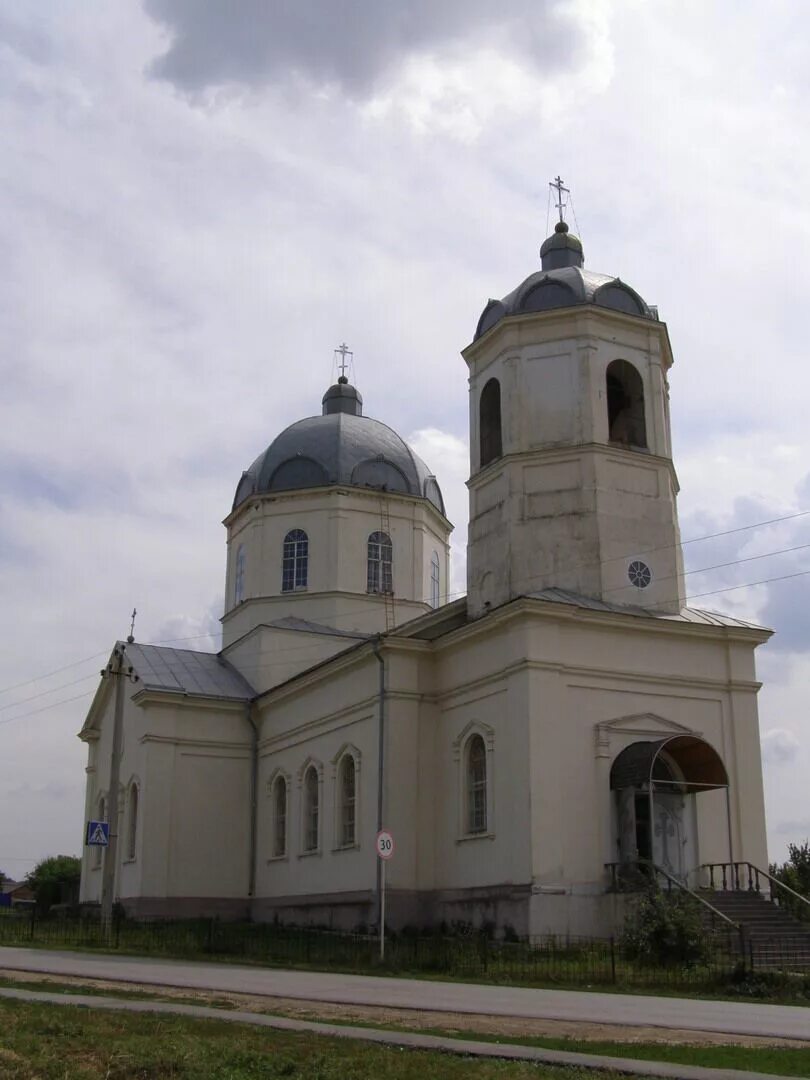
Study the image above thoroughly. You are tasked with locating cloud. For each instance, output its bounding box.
[143,0,582,97]
[761,728,801,766]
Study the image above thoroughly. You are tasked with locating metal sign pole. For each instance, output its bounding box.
[380,857,386,962]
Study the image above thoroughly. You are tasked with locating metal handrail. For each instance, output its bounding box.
[605,861,741,932]
[701,861,810,912]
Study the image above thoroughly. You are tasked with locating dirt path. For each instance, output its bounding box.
[1,967,803,1049]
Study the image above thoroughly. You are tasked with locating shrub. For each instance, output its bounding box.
[620,887,712,967]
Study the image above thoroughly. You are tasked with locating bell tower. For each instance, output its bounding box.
[465,183,684,618]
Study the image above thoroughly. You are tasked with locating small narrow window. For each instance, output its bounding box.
[303,766,319,852]
[273,776,287,858]
[430,551,440,608]
[282,529,308,592]
[606,359,647,448]
[234,545,246,604]
[479,378,502,467]
[367,531,393,595]
[127,784,138,861]
[467,735,487,834]
[339,755,356,847]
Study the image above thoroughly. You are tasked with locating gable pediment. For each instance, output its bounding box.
[595,713,699,756]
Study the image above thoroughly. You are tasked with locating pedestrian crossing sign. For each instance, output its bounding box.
[86,820,109,847]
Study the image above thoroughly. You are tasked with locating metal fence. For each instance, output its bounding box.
[0,909,763,991]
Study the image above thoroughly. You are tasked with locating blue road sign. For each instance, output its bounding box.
[86,820,109,847]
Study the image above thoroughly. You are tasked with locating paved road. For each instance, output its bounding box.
[1,946,808,1041]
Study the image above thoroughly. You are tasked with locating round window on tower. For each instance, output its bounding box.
[628,561,652,589]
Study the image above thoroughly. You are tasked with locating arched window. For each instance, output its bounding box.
[282,529,308,592]
[338,754,356,848]
[466,735,488,834]
[479,378,502,467]
[126,784,138,861]
[234,545,246,604]
[430,551,440,608]
[272,775,287,858]
[367,532,393,595]
[606,360,647,448]
[94,795,106,869]
[303,766,319,852]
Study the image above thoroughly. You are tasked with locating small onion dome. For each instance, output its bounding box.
[233,382,445,516]
[475,220,657,341]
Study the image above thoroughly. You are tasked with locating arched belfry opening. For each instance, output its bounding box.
[479,378,502,468]
[606,359,647,448]
[610,735,730,885]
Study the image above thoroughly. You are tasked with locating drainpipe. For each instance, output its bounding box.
[245,701,259,906]
[372,637,386,929]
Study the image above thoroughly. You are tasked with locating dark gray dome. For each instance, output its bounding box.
[475,221,657,340]
[233,383,445,516]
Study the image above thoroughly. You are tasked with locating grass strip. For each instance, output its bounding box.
[0,995,652,1079]
[2,977,807,1077]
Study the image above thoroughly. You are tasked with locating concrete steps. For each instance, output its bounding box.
[700,890,810,970]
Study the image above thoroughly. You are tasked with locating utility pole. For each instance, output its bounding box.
[100,642,134,939]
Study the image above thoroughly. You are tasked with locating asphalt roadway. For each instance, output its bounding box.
[1,945,808,1041]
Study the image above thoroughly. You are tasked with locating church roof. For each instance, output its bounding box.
[527,587,771,631]
[232,381,445,516]
[474,220,657,341]
[126,643,256,700]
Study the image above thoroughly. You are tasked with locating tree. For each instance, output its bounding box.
[25,855,81,913]
[771,841,810,922]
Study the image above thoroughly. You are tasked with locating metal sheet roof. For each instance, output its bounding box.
[527,587,770,631]
[126,643,255,700]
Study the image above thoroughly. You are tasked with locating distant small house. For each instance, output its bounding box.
[0,879,35,908]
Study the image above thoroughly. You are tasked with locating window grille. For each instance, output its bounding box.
[367,531,393,594]
[127,785,138,861]
[273,776,287,858]
[304,767,319,852]
[282,530,309,592]
[430,551,440,608]
[234,545,246,604]
[467,735,487,833]
[340,756,356,847]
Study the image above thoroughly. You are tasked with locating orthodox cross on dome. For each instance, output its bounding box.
[334,342,353,383]
[127,607,137,644]
[550,175,570,224]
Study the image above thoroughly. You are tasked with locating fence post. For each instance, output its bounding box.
[114,911,121,949]
[609,936,616,984]
[29,906,35,941]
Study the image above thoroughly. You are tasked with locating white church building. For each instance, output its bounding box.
[79,208,771,937]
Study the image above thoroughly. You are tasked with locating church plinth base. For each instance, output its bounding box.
[121,896,251,921]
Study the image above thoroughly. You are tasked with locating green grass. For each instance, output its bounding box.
[0,997,651,1079]
[2,978,808,1078]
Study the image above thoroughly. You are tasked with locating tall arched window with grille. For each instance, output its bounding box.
[272,775,287,858]
[466,735,488,834]
[303,766,319,852]
[338,754,356,847]
[234,544,246,604]
[367,531,393,595]
[430,551,440,608]
[479,378,502,467]
[282,529,308,592]
[126,784,138,861]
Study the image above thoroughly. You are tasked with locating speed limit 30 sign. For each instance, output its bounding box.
[375,829,395,860]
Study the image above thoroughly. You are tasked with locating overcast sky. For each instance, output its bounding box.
[1,0,809,880]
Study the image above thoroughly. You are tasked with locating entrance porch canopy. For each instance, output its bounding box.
[610,735,728,794]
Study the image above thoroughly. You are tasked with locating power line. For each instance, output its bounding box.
[0,689,96,727]
[0,650,107,700]
[0,672,99,715]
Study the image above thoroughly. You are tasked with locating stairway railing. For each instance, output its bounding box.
[605,860,742,935]
[701,861,810,920]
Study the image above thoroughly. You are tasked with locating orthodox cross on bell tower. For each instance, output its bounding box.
[334,342,353,383]
[550,175,570,223]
